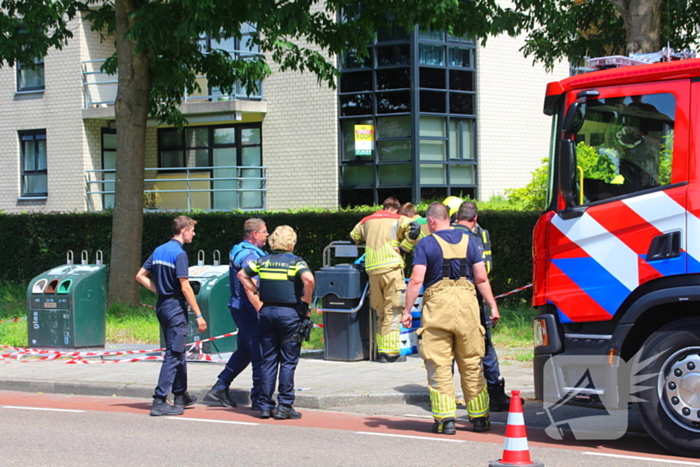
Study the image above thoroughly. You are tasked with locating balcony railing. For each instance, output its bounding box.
[81,58,264,109]
[85,166,267,212]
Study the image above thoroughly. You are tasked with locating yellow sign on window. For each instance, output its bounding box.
[355,125,374,156]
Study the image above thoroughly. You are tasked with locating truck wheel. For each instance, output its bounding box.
[633,317,700,458]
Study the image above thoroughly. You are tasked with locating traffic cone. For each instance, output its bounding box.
[488,390,544,467]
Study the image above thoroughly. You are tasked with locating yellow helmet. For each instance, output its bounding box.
[443,196,463,218]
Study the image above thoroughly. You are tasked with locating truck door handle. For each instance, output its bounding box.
[646,231,681,261]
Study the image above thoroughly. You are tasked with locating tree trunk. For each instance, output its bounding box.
[108,0,151,306]
[609,0,663,54]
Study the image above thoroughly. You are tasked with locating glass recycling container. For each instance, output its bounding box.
[159,251,237,354]
[26,251,106,348]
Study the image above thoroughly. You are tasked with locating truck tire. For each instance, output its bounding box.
[633,317,700,458]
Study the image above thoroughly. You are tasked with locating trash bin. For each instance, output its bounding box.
[160,250,237,355]
[26,250,106,348]
[315,242,369,362]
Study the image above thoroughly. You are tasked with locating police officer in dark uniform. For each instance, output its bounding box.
[204,218,268,409]
[238,225,315,420]
[136,215,207,416]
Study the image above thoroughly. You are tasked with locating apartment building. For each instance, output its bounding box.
[0,11,568,214]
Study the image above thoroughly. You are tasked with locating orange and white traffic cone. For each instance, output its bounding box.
[488,390,544,467]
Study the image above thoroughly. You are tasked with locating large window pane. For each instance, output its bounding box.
[162,150,183,168]
[160,129,181,148]
[186,128,209,148]
[449,119,474,159]
[24,174,47,194]
[242,146,261,166]
[341,71,373,93]
[377,116,411,138]
[214,127,236,144]
[377,45,409,66]
[20,130,47,196]
[449,47,473,68]
[420,68,446,89]
[342,165,375,186]
[377,91,410,113]
[186,149,209,167]
[419,30,445,41]
[420,117,446,137]
[342,49,372,69]
[378,164,411,185]
[419,44,445,66]
[340,93,374,116]
[450,70,474,91]
[378,140,411,161]
[376,68,410,90]
[451,165,475,184]
[420,164,446,184]
[420,140,446,161]
[450,92,474,114]
[241,127,261,145]
[420,91,446,113]
[378,25,409,42]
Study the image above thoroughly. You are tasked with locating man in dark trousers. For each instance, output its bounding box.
[452,200,512,412]
[204,218,268,409]
[238,225,315,420]
[136,215,207,416]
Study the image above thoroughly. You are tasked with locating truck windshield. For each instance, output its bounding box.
[561,92,675,205]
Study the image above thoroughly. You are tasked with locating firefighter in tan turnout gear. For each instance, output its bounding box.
[402,202,499,435]
[350,197,415,363]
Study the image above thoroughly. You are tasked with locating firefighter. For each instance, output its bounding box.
[237,225,314,420]
[402,202,499,434]
[350,197,413,362]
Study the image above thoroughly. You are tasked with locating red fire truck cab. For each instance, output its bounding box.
[532,52,700,457]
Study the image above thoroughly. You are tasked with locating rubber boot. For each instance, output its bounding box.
[488,378,513,412]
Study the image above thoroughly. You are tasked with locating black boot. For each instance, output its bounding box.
[431,419,456,435]
[173,391,197,408]
[488,378,516,412]
[150,397,184,416]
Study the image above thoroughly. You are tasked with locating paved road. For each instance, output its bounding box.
[1,391,698,467]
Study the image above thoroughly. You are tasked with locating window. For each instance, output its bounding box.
[17,56,44,92]
[569,92,676,204]
[158,123,263,209]
[20,130,47,197]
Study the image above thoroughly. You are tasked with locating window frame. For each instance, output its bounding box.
[20,129,48,198]
[17,56,45,92]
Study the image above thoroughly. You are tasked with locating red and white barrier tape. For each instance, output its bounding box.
[493,283,532,300]
[0,317,26,324]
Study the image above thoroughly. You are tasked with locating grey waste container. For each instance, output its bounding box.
[315,243,370,361]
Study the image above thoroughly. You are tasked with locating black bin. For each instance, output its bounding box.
[315,264,369,361]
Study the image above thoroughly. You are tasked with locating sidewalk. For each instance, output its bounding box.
[0,344,535,408]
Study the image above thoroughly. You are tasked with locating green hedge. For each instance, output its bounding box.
[1,210,540,305]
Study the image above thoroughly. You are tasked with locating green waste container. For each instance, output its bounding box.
[27,251,106,348]
[160,250,237,355]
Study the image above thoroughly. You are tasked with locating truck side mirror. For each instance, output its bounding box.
[559,139,576,208]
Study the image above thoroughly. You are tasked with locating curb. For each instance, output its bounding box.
[0,378,536,409]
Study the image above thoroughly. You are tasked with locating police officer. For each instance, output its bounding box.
[237,225,315,420]
[402,203,499,435]
[136,215,207,417]
[204,218,268,409]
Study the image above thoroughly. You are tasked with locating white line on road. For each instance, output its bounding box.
[583,452,700,465]
[356,431,465,443]
[1,406,85,413]
[167,417,259,426]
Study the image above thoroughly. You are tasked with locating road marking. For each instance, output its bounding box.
[356,432,465,443]
[168,417,259,426]
[1,406,85,413]
[583,452,700,465]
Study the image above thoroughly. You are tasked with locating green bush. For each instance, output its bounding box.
[0,208,539,305]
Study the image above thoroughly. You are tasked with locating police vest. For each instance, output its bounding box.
[247,252,309,305]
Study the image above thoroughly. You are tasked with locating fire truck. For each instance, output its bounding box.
[532,49,700,457]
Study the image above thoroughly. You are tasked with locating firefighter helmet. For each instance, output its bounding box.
[443,196,463,218]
